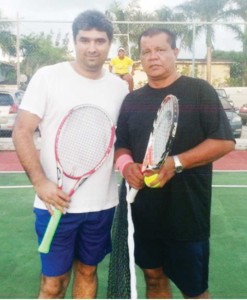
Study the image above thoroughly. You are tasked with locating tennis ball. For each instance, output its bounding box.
[144,173,160,188]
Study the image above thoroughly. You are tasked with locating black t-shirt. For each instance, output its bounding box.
[115,76,234,241]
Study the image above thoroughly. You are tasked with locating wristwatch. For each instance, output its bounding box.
[173,155,184,173]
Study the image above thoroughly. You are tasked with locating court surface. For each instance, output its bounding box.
[0,150,246,298]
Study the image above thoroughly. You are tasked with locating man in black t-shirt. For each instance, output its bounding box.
[115,28,235,299]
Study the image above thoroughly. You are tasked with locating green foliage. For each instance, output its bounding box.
[212,50,245,86]
[0,13,15,56]
[20,31,72,78]
[0,31,16,56]
[107,0,159,60]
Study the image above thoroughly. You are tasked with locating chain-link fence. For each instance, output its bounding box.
[0,18,247,137]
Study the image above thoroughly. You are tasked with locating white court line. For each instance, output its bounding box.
[212,185,247,188]
[1,185,247,189]
[1,184,246,188]
[213,170,247,173]
[0,185,33,189]
[0,171,25,174]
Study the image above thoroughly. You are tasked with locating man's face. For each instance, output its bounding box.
[118,49,125,59]
[74,29,111,72]
[140,32,179,80]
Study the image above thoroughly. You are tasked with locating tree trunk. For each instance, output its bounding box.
[206,46,212,84]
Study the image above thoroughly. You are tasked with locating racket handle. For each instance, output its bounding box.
[126,188,139,203]
[38,209,62,254]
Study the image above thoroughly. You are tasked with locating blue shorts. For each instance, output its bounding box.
[34,207,115,277]
[134,236,209,298]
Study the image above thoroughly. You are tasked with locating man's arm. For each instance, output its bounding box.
[157,139,235,187]
[130,60,135,76]
[115,148,144,189]
[177,139,234,169]
[12,110,70,214]
[115,139,235,189]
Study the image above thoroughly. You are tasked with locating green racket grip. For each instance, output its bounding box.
[38,209,62,254]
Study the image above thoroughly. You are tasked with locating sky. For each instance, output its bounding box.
[0,0,243,58]
[0,0,185,19]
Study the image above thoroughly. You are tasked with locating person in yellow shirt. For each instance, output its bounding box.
[109,47,134,91]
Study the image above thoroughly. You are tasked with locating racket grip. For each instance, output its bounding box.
[126,188,139,203]
[38,209,62,254]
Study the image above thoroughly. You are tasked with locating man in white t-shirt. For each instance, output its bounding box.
[12,10,128,299]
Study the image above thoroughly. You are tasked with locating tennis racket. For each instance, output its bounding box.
[126,94,179,203]
[38,104,115,254]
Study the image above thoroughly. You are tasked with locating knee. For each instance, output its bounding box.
[76,263,97,280]
[144,268,165,286]
[39,274,70,298]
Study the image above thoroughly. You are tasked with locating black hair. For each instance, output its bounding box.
[72,10,113,42]
[138,27,177,50]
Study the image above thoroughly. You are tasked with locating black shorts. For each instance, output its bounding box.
[134,235,209,297]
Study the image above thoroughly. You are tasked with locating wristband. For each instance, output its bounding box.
[115,154,134,176]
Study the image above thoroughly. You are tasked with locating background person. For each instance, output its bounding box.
[109,47,135,91]
[12,10,128,299]
[115,28,235,299]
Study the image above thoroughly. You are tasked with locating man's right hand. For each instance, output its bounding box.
[122,162,145,190]
[34,178,71,215]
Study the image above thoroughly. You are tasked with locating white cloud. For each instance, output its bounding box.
[0,0,112,19]
[0,0,186,19]
[139,0,185,12]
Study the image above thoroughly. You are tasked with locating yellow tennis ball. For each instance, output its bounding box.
[144,173,160,188]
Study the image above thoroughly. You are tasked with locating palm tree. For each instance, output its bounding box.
[173,0,239,83]
[0,10,15,57]
[225,0,247,84]
[106,0,156,60]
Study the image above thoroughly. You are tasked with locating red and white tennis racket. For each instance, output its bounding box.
[126,94,179,203]
[38,104,115,253]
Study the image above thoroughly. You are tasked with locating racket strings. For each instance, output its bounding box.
[57,107,113,178]
[152,100,175,165]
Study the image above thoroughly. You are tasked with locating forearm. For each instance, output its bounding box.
[178,139,235,169]
[155,139,235,188]
[13,128,47,186]
[115,148,144,189]
[13,110,70,213]
[114,148,132,162]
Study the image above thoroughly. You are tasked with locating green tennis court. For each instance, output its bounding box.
[0,171,247,299]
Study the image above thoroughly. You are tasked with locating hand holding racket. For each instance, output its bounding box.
[38,104,115,254]
[126,94,179,203]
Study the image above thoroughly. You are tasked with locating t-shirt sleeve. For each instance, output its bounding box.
[199,80,234,141]
[19,67,49,119]
[128,57,134,66]
[115,98,131,150]
[110,58,115,67]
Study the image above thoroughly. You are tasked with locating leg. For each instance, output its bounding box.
[143,267,172,299]
[38,272,71,299]
[122,74,134,91]
[163,239,210,299]
[73,208,115,298]
[183,290,210,299]
[72,261,97,299]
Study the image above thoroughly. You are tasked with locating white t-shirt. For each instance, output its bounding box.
[20,62,128,213]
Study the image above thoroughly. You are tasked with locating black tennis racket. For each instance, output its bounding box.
[126,94,179,203]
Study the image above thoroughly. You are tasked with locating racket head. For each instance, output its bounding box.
[55,104,115,179]
[142,95,179,171]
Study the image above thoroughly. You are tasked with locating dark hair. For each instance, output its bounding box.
[72,10,113,42]
[138,28,177,50]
